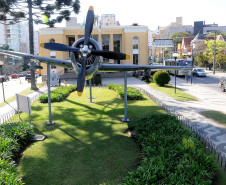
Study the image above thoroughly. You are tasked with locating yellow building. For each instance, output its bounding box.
[39,25,148,75]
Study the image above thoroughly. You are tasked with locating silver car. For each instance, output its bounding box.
[192,68,207,77]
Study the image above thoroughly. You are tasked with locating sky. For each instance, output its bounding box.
[35,0,226,30]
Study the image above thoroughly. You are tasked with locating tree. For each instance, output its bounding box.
[206,32,226,37]
[204,39,226,66]
[216,53,226,72]
[0,0,80,90]
[169,31,192,47]
[195,53,210,69]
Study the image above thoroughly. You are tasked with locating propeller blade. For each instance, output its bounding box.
[84,6,94,45]
[91,50,130,60]
[77,56,86,96]
[40,43,79,52]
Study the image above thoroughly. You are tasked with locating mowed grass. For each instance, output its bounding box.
[149,83,198,101]
[17,87,166,185]
[201,110,226,126]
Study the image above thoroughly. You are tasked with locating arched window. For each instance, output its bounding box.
[133,37,139,49]
[133,37,139,65]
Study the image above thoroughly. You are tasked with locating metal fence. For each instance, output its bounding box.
[135,86,226,171]
[0,93,41,124]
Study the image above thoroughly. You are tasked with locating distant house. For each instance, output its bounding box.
[181,35,226,56]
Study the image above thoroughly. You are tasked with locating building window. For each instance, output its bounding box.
[133,37,139,49]
[102,35,110,62]
[133,37,139,64]
[92,35,98,42]
[133,54,138,65]
[113,35,121,64]
[68,37,75,46]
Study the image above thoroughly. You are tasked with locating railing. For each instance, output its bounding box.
[135,86,226,171]
[0,93,41,124]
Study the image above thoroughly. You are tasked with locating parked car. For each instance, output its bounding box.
[0,75,9,82]
[219,76,226,92]
[25,73,38,81]
[11,73,19,79]
[25,74,31,81]
[192,68,207,77]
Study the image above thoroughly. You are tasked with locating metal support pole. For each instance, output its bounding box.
[190,69,193,84]
[1,81,5,102]
[89,79,93,103]
[175,70,176,93]
[122,71,130,122]
[47,63,54,125]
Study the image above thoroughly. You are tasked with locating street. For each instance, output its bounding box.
[0,76,42,103]
[175,71,226,93]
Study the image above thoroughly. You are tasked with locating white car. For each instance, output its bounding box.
[192,68,207,77]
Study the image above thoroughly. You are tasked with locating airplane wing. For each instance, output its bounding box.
[0,50,73,69]
[99,63,193,72]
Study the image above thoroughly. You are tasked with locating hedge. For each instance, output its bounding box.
[122,114,217,184]
[39,85,77,103]
[108,84,143,100]
[0,122,34,184]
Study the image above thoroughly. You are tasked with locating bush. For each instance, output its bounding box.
[0,122,34,184]
[153,71,171,86]
[39,85,77,103]
[0,158,23,185]
[122,114,217,184]
[108,84,143,100]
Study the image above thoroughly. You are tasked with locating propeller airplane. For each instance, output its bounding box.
[0,6,192,97]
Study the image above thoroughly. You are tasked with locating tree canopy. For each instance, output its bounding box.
[0,0,80,27]
[204,39,226,63]
[169,31,192,46]
[206,32,226,37]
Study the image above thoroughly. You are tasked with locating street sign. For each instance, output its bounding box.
[16,94,31,122]
[153,39,174,47]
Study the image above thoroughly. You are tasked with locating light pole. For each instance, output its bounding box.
[213,32,217,74]
[172,53,178,93]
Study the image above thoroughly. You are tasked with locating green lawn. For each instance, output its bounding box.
[149,83,198,101]
[201,110,226,126]
[17,87,166,185]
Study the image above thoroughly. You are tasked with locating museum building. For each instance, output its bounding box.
[39,25,149,75]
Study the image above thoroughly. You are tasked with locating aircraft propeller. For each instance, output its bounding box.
[41,6,130,96]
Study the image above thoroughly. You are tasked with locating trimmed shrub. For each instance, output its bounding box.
[108,84,143,100]
[122,114,217,184]
[0,122,34,185]
[0,158,23,185]
[153,71,171,86]
[39,85,77,103]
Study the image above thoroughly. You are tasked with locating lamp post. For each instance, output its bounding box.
[213,32,217,74]
[172,53,178,93]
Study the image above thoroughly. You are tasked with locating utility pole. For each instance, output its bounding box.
[213,32,216,74]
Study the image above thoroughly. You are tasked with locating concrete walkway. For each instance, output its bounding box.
[102,76,226,158]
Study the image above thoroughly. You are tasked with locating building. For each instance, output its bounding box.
[39,25,149,75]
[100,14,120,26]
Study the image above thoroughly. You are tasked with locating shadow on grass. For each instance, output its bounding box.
[18,90,166,185]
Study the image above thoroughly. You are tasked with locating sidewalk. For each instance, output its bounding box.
[102,77,226,158]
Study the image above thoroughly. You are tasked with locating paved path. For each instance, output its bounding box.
[102,76,226,158]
